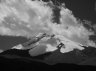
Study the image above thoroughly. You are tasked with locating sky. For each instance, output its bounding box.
[0,0,96,53]
[56,0,96,24]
